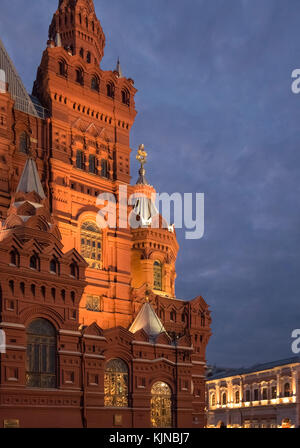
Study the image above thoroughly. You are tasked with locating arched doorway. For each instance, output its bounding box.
[104,358,129,407]
[282,418,292,428]
[151,382,172,428]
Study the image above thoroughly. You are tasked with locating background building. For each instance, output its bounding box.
[206,357,300,428]
[0,0,211,428]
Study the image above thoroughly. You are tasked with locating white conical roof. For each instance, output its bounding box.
[129,302,166,340]
[132,196,158,227]
[16,158,45,199]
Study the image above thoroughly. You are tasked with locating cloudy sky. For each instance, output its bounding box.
[1,0,300,367]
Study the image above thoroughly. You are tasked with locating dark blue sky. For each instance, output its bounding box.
[1,0,300,367]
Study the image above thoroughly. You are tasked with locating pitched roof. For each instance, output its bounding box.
[207,356,300,380]
[0,38,38,117]
[16,158,46,199]
[129,302,167,341]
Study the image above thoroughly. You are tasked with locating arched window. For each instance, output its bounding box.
[26,319,56,388]
[106,82,114,98]
[80,222,102,269]
[70,262,79,279]
[89,154,96,174]
[9,280,14,294]
[50,258,59,274]
[104,359,128,407]
[30,254,38,270]
[31,284,36,297]
[153,261,162,291]
[151,382,172,428]
[181,313,188,324]
[245,389,251,402]
[76,68,84,85]
[76,150,85,170]
[10,249,18,266]
[101,159,108,178]
[271,385,277,399]
[222,392,227,405]
[235,390,240,404]
[200,312,205,327]
[91,75,99,92]
[170,310,176,322]
[86,51,91,63]
[284,382,290,397]
[262,387,268,400]
[19,132,30,154]
[211,393,216,407]
[58,60,67,77]
[79,47,84,58]
[121,89,130,106]
[20,282,25,296]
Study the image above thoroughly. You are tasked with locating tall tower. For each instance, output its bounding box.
[33,0,138,329]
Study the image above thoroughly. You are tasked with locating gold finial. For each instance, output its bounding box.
[145,295,149,303]
[136,144,149,185]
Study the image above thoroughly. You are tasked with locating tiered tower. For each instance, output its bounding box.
[33,0,138,329]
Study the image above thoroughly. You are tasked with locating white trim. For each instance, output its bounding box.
[84,354,105,359]
[5,345,26,350]
[59,330,81,336]
[58,350,81,356]
[0,322,25,329]
[133,358,193,367]
[132,341,193,351]
[83,334,106,341]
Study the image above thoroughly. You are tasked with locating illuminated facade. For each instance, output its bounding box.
[206,357,300,428]
[0,0,211,428]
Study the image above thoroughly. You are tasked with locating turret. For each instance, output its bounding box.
[131,145,179,298]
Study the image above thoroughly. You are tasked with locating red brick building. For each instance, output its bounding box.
[0,0,211,428]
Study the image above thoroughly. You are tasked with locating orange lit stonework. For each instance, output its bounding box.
[0,0,211,428]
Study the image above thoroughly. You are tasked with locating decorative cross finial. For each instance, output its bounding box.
[136,144,149,185]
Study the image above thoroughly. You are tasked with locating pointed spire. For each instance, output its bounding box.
[115,57,123,78]
[16,158,46,199]
[129,301,167,340]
